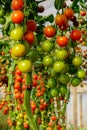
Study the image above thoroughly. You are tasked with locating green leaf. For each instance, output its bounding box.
[54,0,65,10]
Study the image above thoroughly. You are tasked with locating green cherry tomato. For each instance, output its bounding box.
[59,74,70,85]
[10,27,23,40]
[53,61,65,73]
[72,56,83,67]
[55,49,68,60]
[60,85,67,96]
[42,40,54,52]
[42,56,53,67]
[47,78,57,88]
[50,88,58,97]
[18,60,32,73]
[77,69,86,79]
[12,44,26,57]
[71,76,81,87]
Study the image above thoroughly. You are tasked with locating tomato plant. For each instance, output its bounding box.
[0,0,87,130]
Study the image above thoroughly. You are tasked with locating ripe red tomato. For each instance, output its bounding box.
[56,36,68,47]
[44,25,56,37]
[23,31,34,44]
[26,20,37,32]
[64,8,74,19]
[70,29,81,41]
[55,14,67,26]
[11,10,24,23]
[80,10,86,16]
[51,115,57,121]
[11,0,24,10]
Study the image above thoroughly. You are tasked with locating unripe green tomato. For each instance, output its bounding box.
[77,69,86,79]
[53,61,65,73]
[18,60,32,73]
[10,27,23,40]
[42,56,53,67]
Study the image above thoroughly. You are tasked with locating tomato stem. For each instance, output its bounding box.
[24,72,39,130]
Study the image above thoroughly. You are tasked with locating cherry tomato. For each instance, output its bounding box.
[11,0,24,10]
[12,44,26,57]
[64,8,74,19]
[55,49,68,60]
[72,56,83,67]
[38,5,44,13]
[42,40,53,52]
[59,74,70,85]
[77,69,86,79]
[60,85,67,96]
[55,14,68,27]
[23,31,34,44]
[26,19,37,32]
[18,60,32,73]
[56,36,68,47]
[51,115,57,121]
[53,61,65,73]
[70,29,81,41]
[80,10,86,16]
[42,56,53,67]
[11,10,24,24]
[47,78,57,88]
[44,25,56,37]
[71,76,81,87]
[10,27,23,40]
[50,88,58,97]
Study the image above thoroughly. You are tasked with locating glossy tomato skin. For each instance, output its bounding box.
[11,0,24,10]
[56,36,68,47]
[55,14,67,26]
[11,10,24,23]
[18,60,32,73]
[72,56,83,67]
[80,10,86,16]
[42,56,53,67]
[23,31,34,44]
[10,27,23,40]
[12,44,26,57]
[64,8,74,19]
[70,30,81,41]
[44,25,56,37]
[53,61,65,73]
[26,20,37,32]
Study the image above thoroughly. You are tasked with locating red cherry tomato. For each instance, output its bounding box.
[26,20,37,32]
[44,25,56,37]
[70,29,81,41]
[56,36,68,47]
[11,0,24,10]
[11,10,24,23]
[23,31,34,44]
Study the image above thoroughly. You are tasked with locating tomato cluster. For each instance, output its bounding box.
[0,0,87,130]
